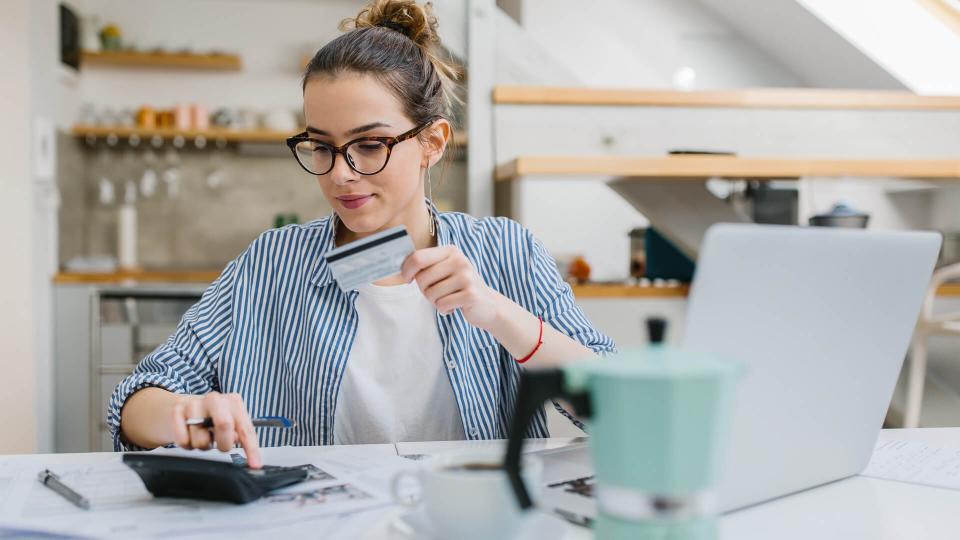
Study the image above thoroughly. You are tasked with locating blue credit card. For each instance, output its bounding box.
[323,225,415,291]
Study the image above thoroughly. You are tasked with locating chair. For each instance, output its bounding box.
[904,263,960,428]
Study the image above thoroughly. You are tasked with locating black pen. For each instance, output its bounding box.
[37,469,90,510]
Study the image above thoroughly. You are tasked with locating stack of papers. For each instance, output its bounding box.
[861,439,960,490]
[0,447,417,539]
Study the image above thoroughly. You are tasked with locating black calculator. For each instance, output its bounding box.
[123,454,310,504]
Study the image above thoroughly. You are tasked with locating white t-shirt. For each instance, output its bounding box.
[333,280,466,445]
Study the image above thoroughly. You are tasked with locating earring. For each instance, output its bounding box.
[426,166,436,237]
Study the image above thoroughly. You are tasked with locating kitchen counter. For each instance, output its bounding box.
[53,272,960,297]
[54,270,221,285]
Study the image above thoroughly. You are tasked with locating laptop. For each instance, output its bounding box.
[538,223,942,520]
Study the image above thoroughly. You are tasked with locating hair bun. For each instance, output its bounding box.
[343,0,440,50]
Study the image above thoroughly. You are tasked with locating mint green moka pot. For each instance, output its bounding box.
[504,320,741,540]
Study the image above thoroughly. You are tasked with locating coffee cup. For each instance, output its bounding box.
[390,451,543,540]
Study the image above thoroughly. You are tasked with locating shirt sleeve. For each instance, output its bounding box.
[106,255,243,451]
[509,222,617,432]
[524,227,617,357]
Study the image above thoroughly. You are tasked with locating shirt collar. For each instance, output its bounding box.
[309,199,448,289]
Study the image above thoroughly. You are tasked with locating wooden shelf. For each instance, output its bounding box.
[53,270,221,285]
[572,283,690,298]
[72,125,468,147]
[81,50,242,71]
[940,283,960,297]
[492,86,960,110]
[496,156,960,182]
[72,125,292,144]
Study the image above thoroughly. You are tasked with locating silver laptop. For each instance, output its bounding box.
[539,223,941,520]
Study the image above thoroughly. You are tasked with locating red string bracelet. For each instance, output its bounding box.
[517,317,544,364]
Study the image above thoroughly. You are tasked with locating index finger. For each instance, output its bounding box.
[230,402,262,469]
[170,401,191,448]
[401,246,454,281]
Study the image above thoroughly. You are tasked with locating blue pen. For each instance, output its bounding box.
[185,415,296,429]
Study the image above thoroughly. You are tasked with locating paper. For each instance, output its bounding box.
[861,439,960,490]
[0,447,415,539]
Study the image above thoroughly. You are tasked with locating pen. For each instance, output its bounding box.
[37,469,90,510]
[553,507,592,528]
[185,415,297,429]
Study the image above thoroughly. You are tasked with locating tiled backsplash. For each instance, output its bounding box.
[57,134,467,270]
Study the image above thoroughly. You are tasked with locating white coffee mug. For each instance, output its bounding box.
[390,451,543,540]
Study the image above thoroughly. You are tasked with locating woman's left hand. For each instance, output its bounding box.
[401,246,500,330]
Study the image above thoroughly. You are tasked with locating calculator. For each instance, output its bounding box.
[122,454,310,504]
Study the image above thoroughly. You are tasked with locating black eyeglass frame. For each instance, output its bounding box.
[286,116,442,176]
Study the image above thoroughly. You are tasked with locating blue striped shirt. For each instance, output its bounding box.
[107,210,616,451]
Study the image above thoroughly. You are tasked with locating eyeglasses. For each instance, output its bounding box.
[286,117,440,176]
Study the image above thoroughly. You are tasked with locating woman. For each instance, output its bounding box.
[108,0,615,468]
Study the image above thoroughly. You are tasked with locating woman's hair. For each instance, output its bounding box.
[303,0,461,135]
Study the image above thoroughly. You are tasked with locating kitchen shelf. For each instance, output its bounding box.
[54,271,222,285]
[72,125,468,147]
[492,86,960,111]
[80,50,242,71]
[496,156,960,182]
[572,283,690,298]
[72,125,292,143]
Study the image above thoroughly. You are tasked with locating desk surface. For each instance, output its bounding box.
[720,428,960,540]
[4,429,958,539]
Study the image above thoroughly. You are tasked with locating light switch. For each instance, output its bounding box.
[33,116,55,181]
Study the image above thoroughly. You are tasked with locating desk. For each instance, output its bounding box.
[2,429,958,539]
[720,428,960,540]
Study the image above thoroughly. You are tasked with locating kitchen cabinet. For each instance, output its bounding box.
[54,283,204,452]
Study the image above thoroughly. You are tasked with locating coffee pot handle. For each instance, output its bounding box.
[503,368,591,510]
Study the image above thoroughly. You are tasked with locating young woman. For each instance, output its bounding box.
[108,0,615,468]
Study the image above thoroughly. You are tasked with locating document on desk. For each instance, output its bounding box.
[0,448,415,539]
[861,439,960,490]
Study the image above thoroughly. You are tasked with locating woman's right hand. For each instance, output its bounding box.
[169,392,263,468]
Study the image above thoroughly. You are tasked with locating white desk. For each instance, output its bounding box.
[720,428,960,540]
[3,429,959,539]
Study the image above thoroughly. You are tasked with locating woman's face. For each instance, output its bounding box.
[303,72,436,238]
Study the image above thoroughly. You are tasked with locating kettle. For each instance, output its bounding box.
[504,319,741,539]
[808,202,870,228]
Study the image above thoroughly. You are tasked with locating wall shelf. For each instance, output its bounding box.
[572,283,690,298]
[492,86,960,111]
[54,271,221,284]
[72,125,469,147]
[496,156,960,182]
[81,50,242,71]
[71,125,292,144]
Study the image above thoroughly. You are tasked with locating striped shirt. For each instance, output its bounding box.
[107,209,616,451]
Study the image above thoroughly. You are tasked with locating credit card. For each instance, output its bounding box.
[324,225,415,291]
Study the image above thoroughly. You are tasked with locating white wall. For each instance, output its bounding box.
[519,0,801,89]
[29,0,66,454]
[0,0,38,453]
[697,0,905,90]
